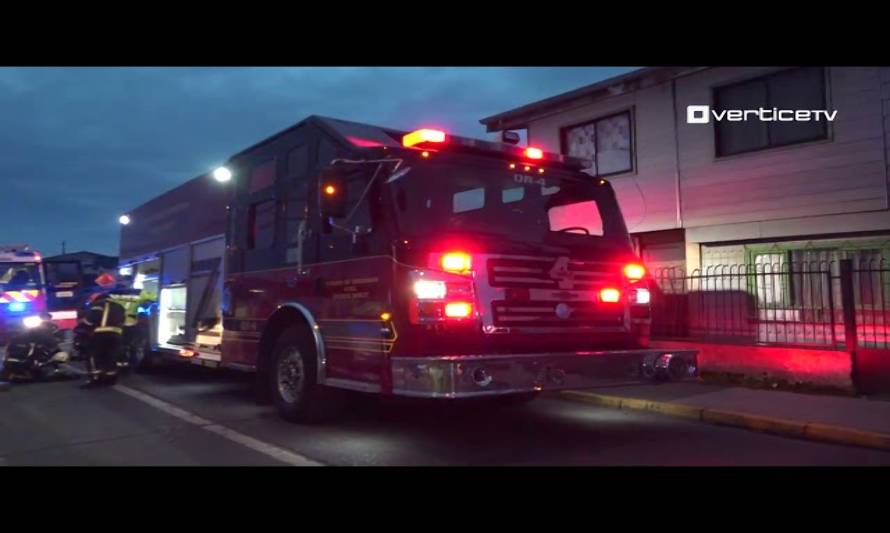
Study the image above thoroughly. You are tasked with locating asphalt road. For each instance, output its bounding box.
[3,361,890,466]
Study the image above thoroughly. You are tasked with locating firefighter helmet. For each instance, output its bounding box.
[95,272,117,289]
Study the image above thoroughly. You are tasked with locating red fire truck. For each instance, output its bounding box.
[119,116,697,423]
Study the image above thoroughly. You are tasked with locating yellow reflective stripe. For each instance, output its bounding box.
[95,326,122,334]
[101,302,110,327]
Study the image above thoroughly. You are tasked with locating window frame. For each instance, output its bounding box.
[559,109,635,178]
[247,198,277,250]
[712,67,830,158]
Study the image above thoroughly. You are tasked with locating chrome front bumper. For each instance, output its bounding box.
[390,349,698,398]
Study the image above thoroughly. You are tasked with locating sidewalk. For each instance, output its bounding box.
[561,381,890,451]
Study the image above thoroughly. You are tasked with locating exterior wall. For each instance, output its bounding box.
[521,67,890,270]
[652,339,854,392]
[527,80,680,235]
[883,67,890,204]
[675,67,888,231]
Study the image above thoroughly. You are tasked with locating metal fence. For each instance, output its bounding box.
[650,259,890,349]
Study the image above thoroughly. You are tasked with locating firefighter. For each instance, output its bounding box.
[80,272,126,387]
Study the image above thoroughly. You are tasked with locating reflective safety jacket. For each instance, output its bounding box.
[84,295,126,335]
[109,293,143,326]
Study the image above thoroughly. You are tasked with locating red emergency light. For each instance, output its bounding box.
[403,128,446,148]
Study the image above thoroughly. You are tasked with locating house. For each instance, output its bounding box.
[480,67,890,276]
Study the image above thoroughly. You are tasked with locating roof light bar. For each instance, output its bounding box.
[403,128,446,148]
[524,147,544,159]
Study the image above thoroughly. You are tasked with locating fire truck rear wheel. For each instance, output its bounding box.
[269,326,339,424]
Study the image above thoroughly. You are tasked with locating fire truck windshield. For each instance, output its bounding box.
[387,161,631,251]
[0,262,41,290]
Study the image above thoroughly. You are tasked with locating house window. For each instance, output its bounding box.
[714,67,829,157]
[788,249,833,309]
[753,253,787,307]
[248,199,276,250]
[560,111,633,177]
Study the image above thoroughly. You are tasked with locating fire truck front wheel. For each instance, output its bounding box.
[269,326,340,424]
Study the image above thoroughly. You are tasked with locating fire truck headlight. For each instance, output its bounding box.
[8,301,26,313]
[23,315,43,329]
[413,280,447,300]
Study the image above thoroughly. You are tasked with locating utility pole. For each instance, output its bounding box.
[61,240,66,254]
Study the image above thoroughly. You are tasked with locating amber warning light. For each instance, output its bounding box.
[623,263,646,282]
[440,252,472,274]
[524,147,544,159]
[403,128,446,148]
[599,288,621,303]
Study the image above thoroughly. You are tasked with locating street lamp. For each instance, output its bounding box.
[213,166,232,183]
[119,214,131,225]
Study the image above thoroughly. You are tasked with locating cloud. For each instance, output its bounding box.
[0,67,637,256]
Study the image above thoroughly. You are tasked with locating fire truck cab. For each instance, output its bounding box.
[120,116,697,423]
[0,244,49,344]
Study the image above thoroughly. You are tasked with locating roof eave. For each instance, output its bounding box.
[480,66,706,132]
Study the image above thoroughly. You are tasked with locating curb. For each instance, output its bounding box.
[559,390,890,452]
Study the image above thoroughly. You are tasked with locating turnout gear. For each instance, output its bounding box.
[82,292,126,385]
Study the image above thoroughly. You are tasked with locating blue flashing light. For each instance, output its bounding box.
[7,301,26,313]
[136,305,151,316]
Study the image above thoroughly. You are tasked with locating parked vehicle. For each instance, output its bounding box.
[118,116,698,423]
[0,244,49,345]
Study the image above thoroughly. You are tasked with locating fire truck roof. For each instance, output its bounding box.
[227,115,589,169]
[0,245,41,262]
[119,115,592,261]
[226,115,403,161]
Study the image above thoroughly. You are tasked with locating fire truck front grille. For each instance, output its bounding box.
[486,257,615,291]
[491,300,625,329]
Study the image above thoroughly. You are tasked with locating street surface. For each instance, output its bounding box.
[3,357,890,466]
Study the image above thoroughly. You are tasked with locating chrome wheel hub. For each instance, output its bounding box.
[277,348,305,404]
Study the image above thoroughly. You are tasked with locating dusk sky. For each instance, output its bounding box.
[0,67,638,257]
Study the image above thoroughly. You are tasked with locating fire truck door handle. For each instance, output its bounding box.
[286,269,309,287]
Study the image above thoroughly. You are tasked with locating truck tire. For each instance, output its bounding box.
[268,326,341,424]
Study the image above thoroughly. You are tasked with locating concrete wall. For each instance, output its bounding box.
[652,339,854,392]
